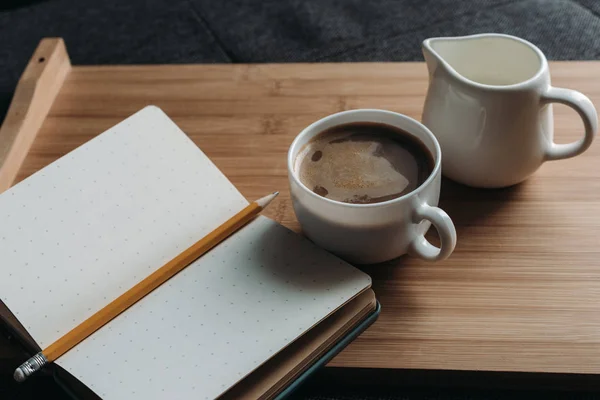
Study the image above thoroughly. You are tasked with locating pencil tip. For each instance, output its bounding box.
[256,191,279,208]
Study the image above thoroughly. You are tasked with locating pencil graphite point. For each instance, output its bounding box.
[255,191,279,209]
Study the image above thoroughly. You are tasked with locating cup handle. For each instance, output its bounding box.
[408,203,457,262]
[541,87,598,161]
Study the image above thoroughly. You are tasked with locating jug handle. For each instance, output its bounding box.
[541,87,598,161]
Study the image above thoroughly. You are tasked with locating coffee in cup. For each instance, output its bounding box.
[295,122,434,204]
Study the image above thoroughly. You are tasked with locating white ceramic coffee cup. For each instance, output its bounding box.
[287,109,457,264]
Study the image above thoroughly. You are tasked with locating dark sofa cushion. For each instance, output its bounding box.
[1,0,600,124]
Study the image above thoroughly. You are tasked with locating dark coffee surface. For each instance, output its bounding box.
[296,122,434,204]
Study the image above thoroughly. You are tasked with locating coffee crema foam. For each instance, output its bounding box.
[296,123,433,204]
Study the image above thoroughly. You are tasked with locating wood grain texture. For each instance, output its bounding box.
[5,57,600,375]
[0,38,70,192]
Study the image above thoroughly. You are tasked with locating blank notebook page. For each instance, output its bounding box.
[0,106,371,399]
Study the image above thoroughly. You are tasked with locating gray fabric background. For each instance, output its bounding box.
[2,0,600,399]
[3,0,600,120]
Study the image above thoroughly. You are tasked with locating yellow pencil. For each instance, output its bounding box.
[14,191,279,382]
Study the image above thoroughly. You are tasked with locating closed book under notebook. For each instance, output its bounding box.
[0,106,374,399]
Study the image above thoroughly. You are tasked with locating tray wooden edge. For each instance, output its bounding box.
[0,37,71,192]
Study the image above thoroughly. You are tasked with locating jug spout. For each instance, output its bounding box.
[421,38,443,79]
[421,34,546,87]
[422,36,477,82]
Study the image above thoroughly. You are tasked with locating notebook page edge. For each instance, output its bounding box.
[264,294,376,399]
[221,289,376,400]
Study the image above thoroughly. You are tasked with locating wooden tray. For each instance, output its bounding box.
[2,38,600,379]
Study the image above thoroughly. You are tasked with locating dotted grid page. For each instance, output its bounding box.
[57,215,371,400]
[0,105,248,349]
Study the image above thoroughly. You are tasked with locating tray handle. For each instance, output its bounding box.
[0,37,71,192]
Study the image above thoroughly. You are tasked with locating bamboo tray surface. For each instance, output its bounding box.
[2,38,600,375]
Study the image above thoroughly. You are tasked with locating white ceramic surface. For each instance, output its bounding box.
[287,109,457,264]
[422,33,598,188]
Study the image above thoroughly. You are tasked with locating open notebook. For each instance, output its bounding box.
[0,106,375,399]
